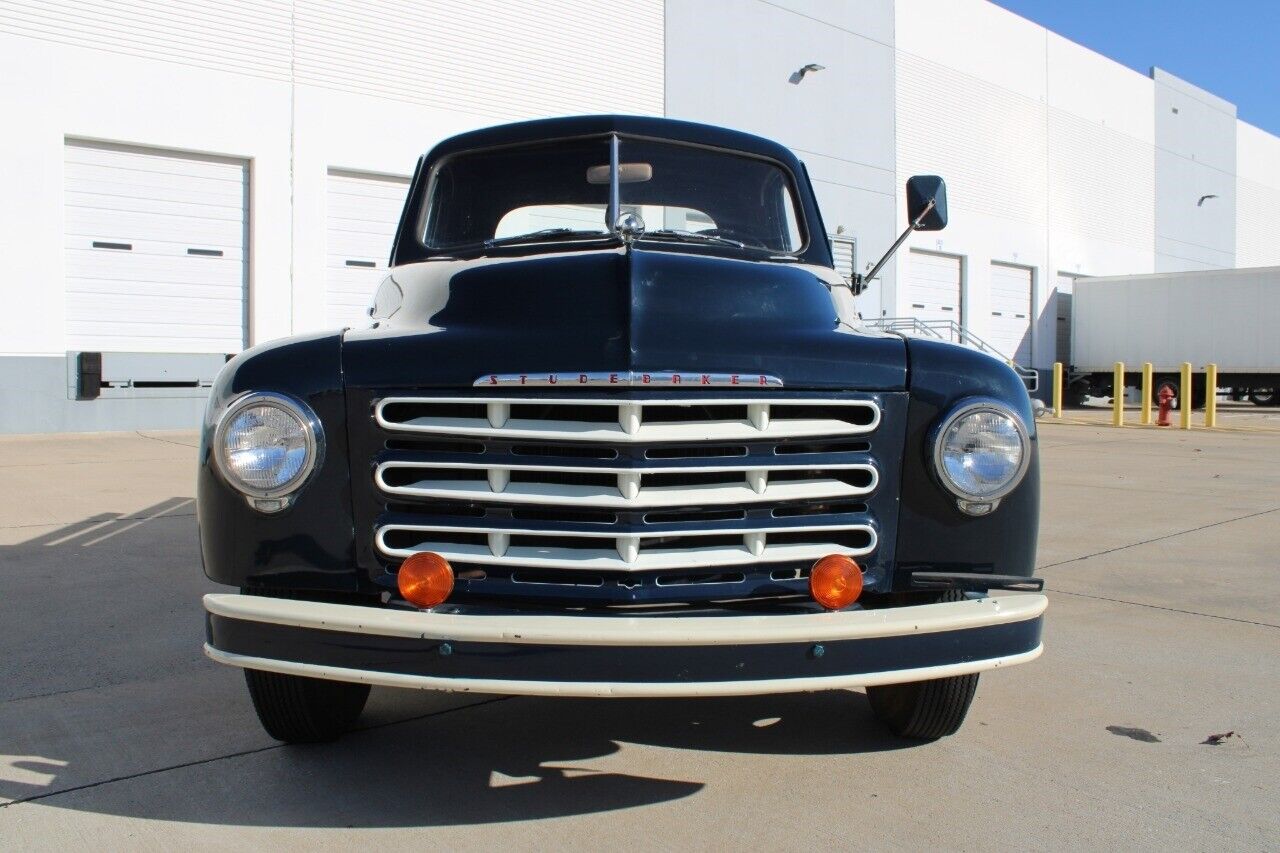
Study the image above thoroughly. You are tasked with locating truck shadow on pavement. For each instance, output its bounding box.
[14,691,915,828]
[1,500,917,828]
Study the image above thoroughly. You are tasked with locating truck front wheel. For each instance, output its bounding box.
[865,590,978,739]
[244,669,370,743]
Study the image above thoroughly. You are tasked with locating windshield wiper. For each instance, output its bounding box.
[484,228,612,248]
[640,229,747,249]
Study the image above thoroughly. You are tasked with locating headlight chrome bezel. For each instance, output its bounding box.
[213,391,324,509]
[931,399,1031,510]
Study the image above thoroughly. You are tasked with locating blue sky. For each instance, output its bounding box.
[992,0,1280,134]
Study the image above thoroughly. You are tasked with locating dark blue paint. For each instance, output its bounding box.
[893,338,1040,583]
[207,609,1044,684]
[343,248,906,391]
[197,115,1040,607]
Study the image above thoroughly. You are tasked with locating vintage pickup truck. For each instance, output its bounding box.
[200,115,1045,744]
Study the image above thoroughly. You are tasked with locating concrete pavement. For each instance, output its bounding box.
[0,424,1276,849]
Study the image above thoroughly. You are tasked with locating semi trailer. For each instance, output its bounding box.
[1066,266,1280,407]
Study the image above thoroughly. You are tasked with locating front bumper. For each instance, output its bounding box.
[204,593,1046,698]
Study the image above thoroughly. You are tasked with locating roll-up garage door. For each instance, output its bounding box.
[325,170,410,330]
[64,141,248,353]
[904,250,961,325]
[989,262,1033,365]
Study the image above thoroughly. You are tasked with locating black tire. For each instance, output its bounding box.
[244,668,370,743]
[1066,381,1090,407]
[1152,376,1183,410]
[1155,375,1208,410]
[865,590,979,740]
[1247,389,1276,407]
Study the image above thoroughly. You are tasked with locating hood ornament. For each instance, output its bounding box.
[476,371,783,388]
[614,211,645,243]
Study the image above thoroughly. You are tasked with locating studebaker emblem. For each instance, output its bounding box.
[474,371,784,387]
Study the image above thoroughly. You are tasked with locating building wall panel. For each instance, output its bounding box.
[1236,122,1280,267]
[0,0,293,80]
[294,0,663,120]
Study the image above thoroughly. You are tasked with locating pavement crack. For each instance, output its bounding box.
[1047,588,1279,629]
[0,696,509,809]
[2,684,125,704]
[134,431,200,449]
[1038,506,1280,571]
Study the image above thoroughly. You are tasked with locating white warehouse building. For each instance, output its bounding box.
[0,0,1277,433]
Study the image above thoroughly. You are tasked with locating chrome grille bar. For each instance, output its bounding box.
[376,522,878,571]
[376,460,879,508]
[375,396,880,442]
[373,395,881,573]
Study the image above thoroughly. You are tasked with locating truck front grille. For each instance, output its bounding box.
[358,393,902,603]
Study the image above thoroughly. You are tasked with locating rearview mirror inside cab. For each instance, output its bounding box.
[586,163,654,184]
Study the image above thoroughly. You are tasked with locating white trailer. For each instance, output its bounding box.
[1068,266,1280,407]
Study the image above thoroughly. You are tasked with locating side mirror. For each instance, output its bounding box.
[853,174,950,294]
[906,175,948,231]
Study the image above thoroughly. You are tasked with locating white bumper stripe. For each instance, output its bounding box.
[203,592,1047,647]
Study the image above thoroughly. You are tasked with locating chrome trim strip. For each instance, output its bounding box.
[474,371,784,387]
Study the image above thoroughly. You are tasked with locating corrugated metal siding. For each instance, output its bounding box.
[897,52,1047,226]
[1,1,663,117]
[1236,176,1280,267]
[0,0,293,80]
[64,140,248,353]
[1048,107,1155,250]
[293,0,664,118]
[325,170,410,330]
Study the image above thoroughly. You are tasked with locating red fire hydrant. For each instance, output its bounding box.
[1156,384,1175,426]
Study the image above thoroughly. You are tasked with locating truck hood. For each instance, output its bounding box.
[341,247,906,390]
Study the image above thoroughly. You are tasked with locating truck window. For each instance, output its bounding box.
[420,136,804,254]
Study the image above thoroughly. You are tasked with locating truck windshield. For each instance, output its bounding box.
[420,136,804,254]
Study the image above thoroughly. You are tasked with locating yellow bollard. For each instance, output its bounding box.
[1140,362,1153,425]
[1180,362,1192,430]
[1052,362,1063,419]
[1112,362,1124,427]
[1204,363,1218,428]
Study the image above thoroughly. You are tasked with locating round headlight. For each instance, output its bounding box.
[933,401,1030,503]
[214,393,323,501]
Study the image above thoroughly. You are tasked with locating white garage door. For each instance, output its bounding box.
[64,141,248,353]
[905,250,961,325]
[326,170,410,330]
[989,262,1033,365]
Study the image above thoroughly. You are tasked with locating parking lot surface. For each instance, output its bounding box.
[1,423,1276,850]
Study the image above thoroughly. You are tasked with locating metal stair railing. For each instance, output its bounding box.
[864,316,1039,392]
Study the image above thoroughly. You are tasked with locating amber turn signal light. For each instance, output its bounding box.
[398,552,454,608]
[809,554,863,610]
